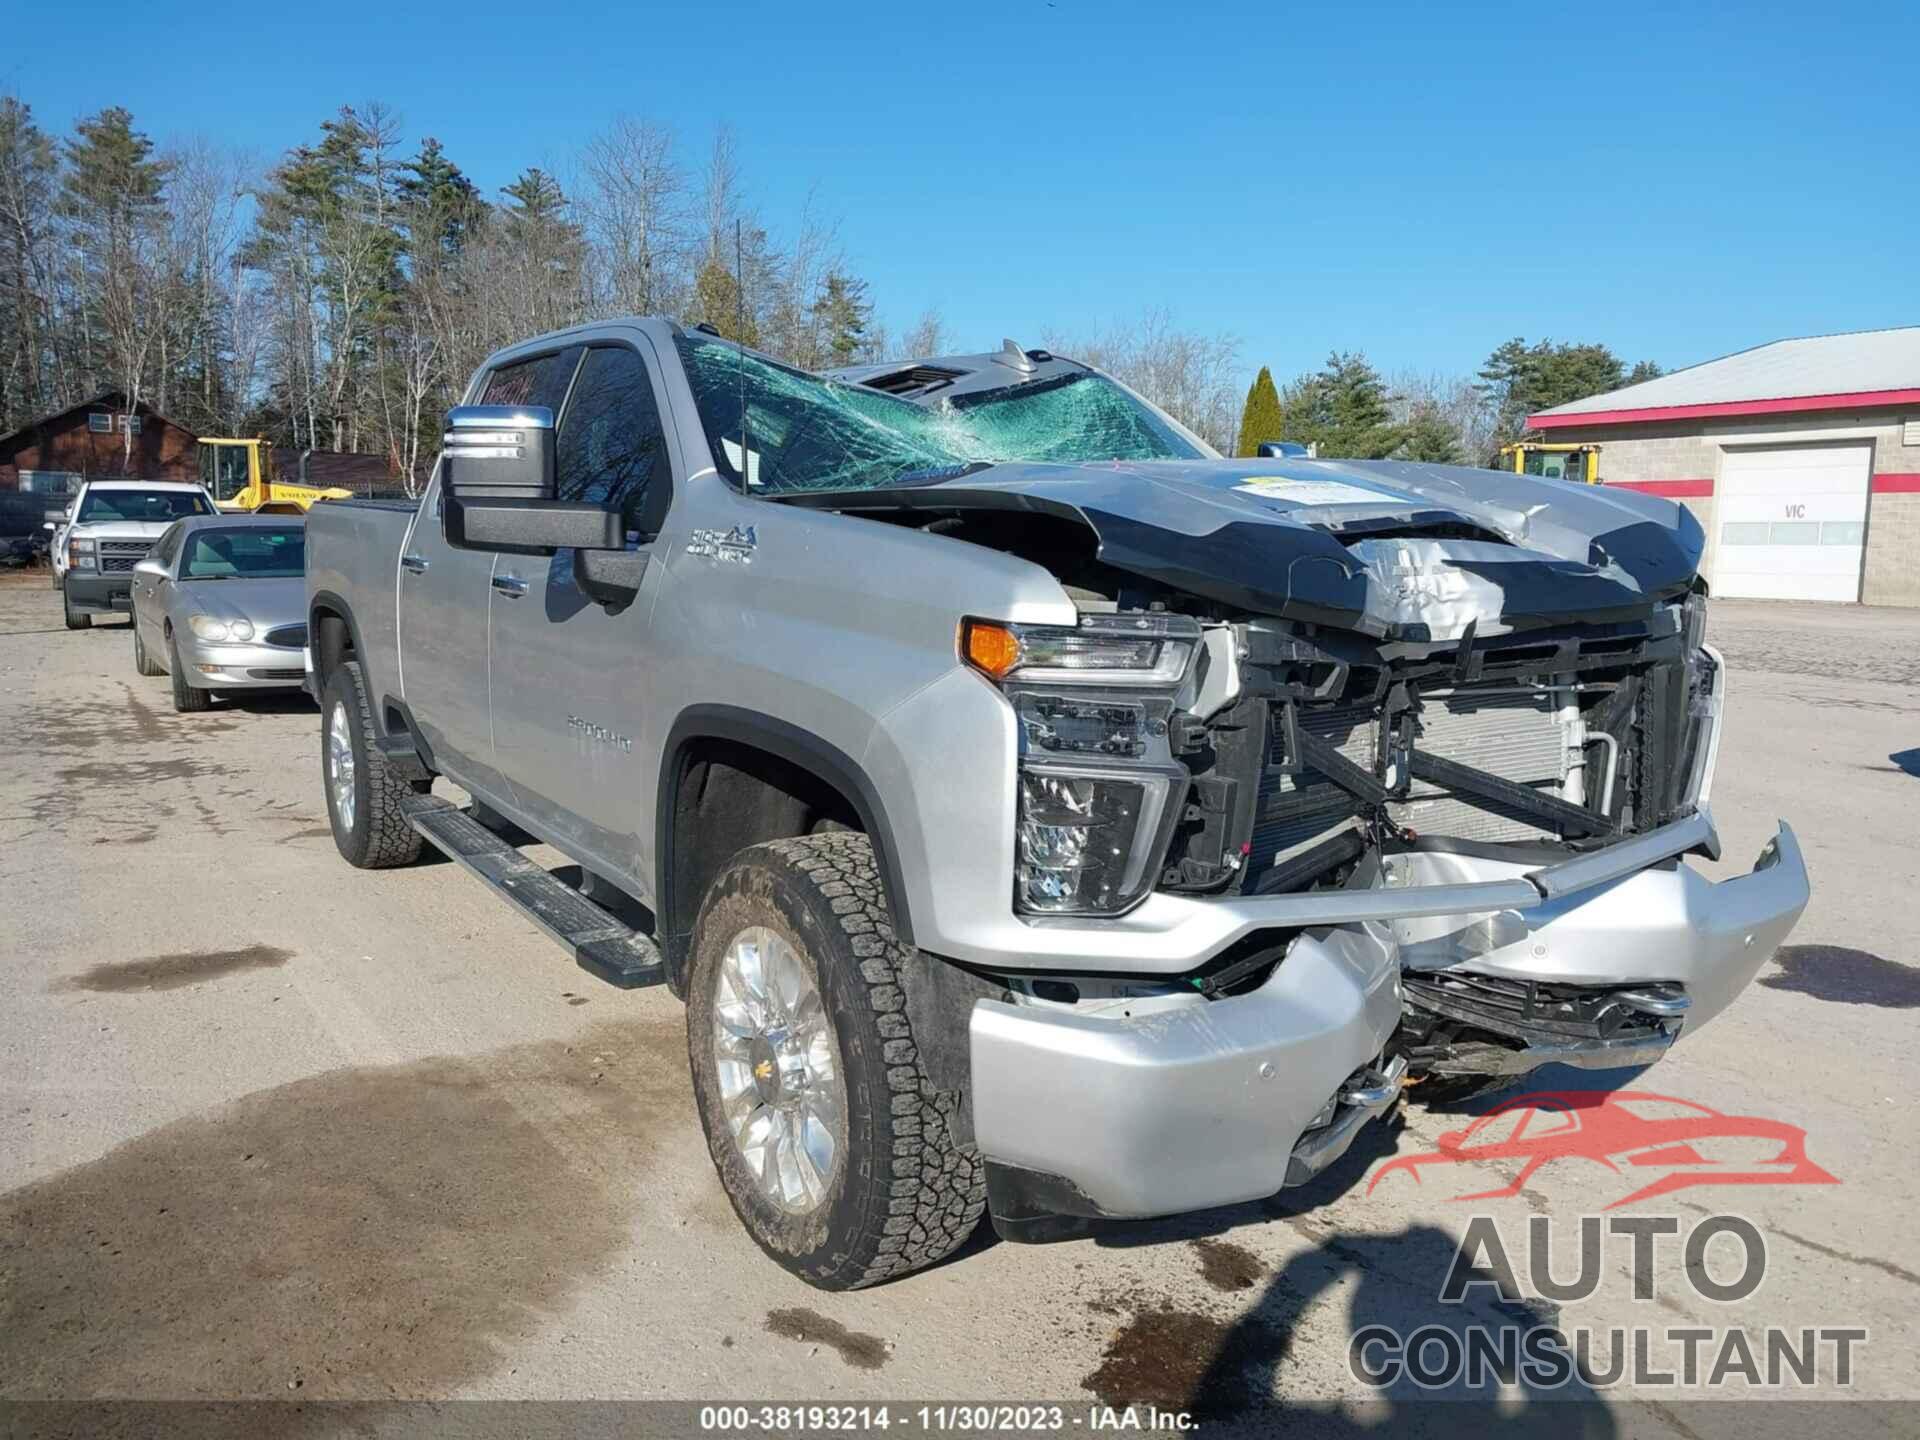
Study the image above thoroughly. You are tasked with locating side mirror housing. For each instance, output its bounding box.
[133,558,168,579]
[443,405,557,501]
[440,404,623,553]
[1256,440,1309,459]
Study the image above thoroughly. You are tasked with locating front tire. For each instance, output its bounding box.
[687,833,985,1290]
[62,581,90,630]
[132,618,163,676]
[167,635,211,712]
[320,659,422,869]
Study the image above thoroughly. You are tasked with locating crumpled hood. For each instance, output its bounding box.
[181,576,306,633]
[791,456,1704,639]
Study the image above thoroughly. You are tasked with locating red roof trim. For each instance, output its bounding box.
[1873,473,1920,494]
[1605,478,1714,498]
[1527,387,1920,430]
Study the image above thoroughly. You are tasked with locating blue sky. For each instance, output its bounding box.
[6,0,1914,384]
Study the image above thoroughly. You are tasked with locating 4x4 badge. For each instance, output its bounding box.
[687,525,757,564]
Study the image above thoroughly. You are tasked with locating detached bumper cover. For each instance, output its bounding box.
[970,923,1403,1219]
[966,819,1805,1221]
[1391,821,1809,1033]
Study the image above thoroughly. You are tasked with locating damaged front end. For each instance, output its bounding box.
[801,448,1806,1087]
[805,457,1805,1233]
[726,342,1809,1232]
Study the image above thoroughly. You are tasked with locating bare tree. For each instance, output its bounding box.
[899,309,949,359]
[0,96,60,431]
[582,115,688,317]
[1045,309,1243,453]
[1389,368,1494,465]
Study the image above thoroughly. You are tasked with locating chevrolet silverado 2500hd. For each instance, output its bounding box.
[305,318,1809,1289]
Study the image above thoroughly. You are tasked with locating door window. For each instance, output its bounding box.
[555,346,670,537]
[479,347,582,410]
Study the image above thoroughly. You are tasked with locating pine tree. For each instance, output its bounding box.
[1399,402,1461,463]
[811,270,871,367]
[1234,366,1284,457]
[1477,337,1640,458]
[60,108,170,452]
[1315,351,1402,459]
[398,138,482,256]
[695,252,758,346]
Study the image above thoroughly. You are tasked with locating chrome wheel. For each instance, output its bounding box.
[711,926,844,1214]
[327,701,357,833]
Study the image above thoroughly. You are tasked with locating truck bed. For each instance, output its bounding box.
[305,496,418,702]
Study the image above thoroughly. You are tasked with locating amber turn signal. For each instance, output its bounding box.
[961,619,1022,680]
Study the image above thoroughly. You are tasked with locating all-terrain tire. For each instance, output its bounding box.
[132,619,163,676]
[686,833,986,1289]
[167,634,211,712]
[320,659,423,869]
[61,581,90,630]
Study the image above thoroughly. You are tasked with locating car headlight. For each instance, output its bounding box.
[189,615,253,642]
[68,537,95,570]
[965,616,1197,916]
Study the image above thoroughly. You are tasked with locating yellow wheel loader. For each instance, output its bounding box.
[200,438,355,514]
[1499,442,1601,484]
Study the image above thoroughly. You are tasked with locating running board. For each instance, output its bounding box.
[404,796,668,989]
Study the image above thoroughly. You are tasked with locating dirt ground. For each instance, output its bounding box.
[2,569,1916,1431]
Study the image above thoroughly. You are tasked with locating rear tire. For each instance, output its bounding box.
[686,832,985,1290]
[62,581,90,630]
[132,619,163,676]
[320,659,423,869]
[167,635,211,712]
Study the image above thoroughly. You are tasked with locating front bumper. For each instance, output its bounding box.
[64,571,132,612]
[965,816,1807,1223]
[174,636,308,690]
[1388,821,1809,1034]
[970,922,1405,1220]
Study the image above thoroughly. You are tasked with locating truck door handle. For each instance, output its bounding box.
[492,574,529,598]
[400,553,429,574]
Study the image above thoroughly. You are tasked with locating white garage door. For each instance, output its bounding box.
[1714,444,1870,602]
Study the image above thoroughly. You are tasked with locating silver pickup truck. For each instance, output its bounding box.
[305,317,1809,1289]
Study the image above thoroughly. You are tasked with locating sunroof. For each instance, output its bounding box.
[857,364,964,397]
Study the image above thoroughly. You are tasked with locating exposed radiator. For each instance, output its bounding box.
[1250,687,1570,868]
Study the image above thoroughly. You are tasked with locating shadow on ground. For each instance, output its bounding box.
[1020,1070,1658,1430]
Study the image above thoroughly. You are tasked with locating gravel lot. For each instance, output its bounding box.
[2,571,1915,1430]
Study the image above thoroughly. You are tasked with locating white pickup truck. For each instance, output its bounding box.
[49,479,218,629]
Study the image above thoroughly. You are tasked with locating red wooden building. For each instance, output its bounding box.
[0,393,198,491]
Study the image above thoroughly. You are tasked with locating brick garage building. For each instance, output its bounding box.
[0,393,199,491]
[1528,327,1920,605]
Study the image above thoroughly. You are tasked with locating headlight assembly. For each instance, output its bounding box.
[68,538,96,570]
[963,616,1195,687]
[189,615,253,642]
[966,614,1199,917]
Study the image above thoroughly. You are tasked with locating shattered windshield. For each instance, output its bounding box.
[943,371,1202,465]
[675,335,1204,495]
